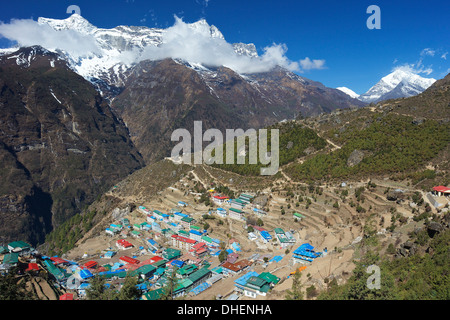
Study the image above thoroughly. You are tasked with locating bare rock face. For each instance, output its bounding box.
[347,149,365,167]
[386,190,405,202]
[0,47,144,245]
[427,222,444,238]
[111,206,131,220]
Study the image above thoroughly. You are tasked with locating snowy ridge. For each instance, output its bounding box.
[359,69,436,103]
[336,87,359,99]
[34,14,260,92]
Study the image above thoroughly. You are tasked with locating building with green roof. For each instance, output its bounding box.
[245,276,270,294]
[163,248,182,260]
[258,272,280,285]
[228,207,245,220]
[154,267,166,277]
[239,275,271,299]
[274,228,296,247]
[142,288,165,300]
[7,241,32,255]
[293,212,305,220]
[152,259,168,269]
[2,252,19,267]
[173,278,193,297]
[177,264,198,278]
[178,230,190,237]
[131,230,141,237]
[187,267,211,288]
[181,216,194,228]
[43,259,65,281]
[131,264,157,279]
[201,235,212,244]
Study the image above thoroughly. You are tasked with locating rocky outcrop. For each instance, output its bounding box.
[347,149,365,167]
[427,221,444,238]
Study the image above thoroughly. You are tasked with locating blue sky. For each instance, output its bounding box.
[0,0,449,94]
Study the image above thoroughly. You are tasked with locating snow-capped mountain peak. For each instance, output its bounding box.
[336,87,359,99]
[187,18,225,39]
[30,14,252,94]
[38,14,96,34]
[358,68,436,103]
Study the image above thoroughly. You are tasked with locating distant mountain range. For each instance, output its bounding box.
[337,69,436,103]
[15,14,363,163]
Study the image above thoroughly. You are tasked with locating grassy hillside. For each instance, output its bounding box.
[318,217,450,300]
[211,121,327,176]
[285,113,449,183]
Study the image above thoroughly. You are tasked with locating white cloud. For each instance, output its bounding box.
[138,16,322,74]
[392,63,433,76]
[441,52,448,60]
[299,57,326,71]
[0,18,100,59]
[0,15,325,75]
[421,48,435,57]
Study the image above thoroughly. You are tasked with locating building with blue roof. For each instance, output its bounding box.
[216,207,227,218]
[103,251,116,259]
[189,229,203,241]
[147,239,160,251]
[292,243,322,264]
[269,255,283,263]
[79,269,94,280]
[178,201,188,207]
[231,242,241,252]
[260,230,272,243]
[173,212,189,222]
[190,282,211,296]
[171,260,185,268]
[211,238,221,244]
[234,271,259,290]
[105,228,116,236]
[151,222,161,232]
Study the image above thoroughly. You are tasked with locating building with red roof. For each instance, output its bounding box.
[119,256,140,265]
[141,256,163,265]
[25,263,40,273]
[83,261,98,269]
[221,259,252,275]
[212,195,229,205]
[50,257,69,265]
[171,234,197,251]
[116,239,133,250]
[191,242,209,258]
[59,293,74,300]
[432,186,450,196]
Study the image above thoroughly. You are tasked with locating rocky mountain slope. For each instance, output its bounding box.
[112,59,364,163]
[0,46,144,245]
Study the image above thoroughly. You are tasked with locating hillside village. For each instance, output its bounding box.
[1,159,449,300]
